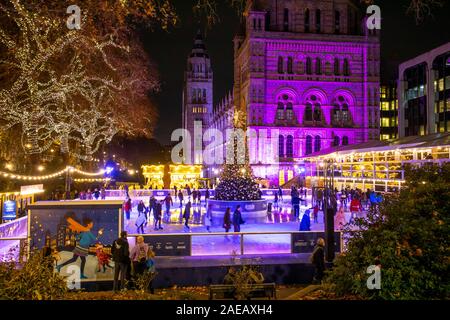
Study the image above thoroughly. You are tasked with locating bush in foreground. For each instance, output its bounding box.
[325,164,450,300]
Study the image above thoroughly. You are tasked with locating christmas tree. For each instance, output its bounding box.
[214,109,262,201]
[214,164,261,201]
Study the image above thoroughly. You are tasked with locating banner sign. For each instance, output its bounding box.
[2,200,17,221]
[291,232,342,253]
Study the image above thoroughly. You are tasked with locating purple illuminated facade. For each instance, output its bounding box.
[184,0,381,186]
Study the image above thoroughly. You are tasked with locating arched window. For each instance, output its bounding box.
[335,11,340,34]
[333,136,340,147]
[304,103,313,122]
[314,136,321,152]
[304,8,310,32]
[203,89,207,102]
[343,59,350,76]
[342,103,349,122]
[192,89,196,103]
[334,58,340,75]
[305,136,312,155]
[315,58,322,75]
[306,57,312,75]
[283,8,289,32]
[286,102,293,120]
[332,95,352,126]
[276,102,284,120]
[286,135,293,158]
[287,57,293,74]
[197,89,202,102]
[333,104,341,122]
[315,9,321,33]
[279,135,285,157]
[342,136,349,146]
[313,104,322,122]
[278,56,284,74]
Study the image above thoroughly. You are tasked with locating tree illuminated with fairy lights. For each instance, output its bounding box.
[0,0,159,161]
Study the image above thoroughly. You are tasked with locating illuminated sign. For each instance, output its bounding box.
[2,200,16,220]
[20,184,44,195]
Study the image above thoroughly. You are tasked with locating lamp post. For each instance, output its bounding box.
[322,159,336,262]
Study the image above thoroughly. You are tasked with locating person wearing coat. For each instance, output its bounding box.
[232,205,244,232]
[154,202,163,230]
[299,209,311,231]
[205,203,212,232]
[183,201,191,231]
[310,238,326,284]
[335,206,347,230]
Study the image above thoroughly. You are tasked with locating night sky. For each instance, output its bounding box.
[144,0,450,145]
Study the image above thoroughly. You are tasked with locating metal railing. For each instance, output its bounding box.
[128,230,343,257]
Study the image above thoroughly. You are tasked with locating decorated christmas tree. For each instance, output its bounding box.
[214,109,262,201]
[214,163,261,201]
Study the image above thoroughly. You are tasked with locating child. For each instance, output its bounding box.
[313,205,319,223]
[95,244,113,273]
[135,211,147,234]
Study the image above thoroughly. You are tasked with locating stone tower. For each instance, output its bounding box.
[182,30,214,164]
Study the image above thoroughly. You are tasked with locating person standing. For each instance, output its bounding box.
[137,200,146,218]
[100,187,106,200]
[112,231,130,292]
[123,197,132,221]
[232,205,244,233]
[186,185,192,201]
[130,236,149,278]
[148,195,157,219]
[278,187,283,202]
[205,188,210,206]
[312,204,319,223]
[183,201,192,231]
[349,196,362,224]
[154,201,163,230]
[163,193,173,223]
[93,188,100,200]
[178,190,184,207]
[223,208,232,241]
[205,203,212,232]
[316,188,323,211]
[197,189,202,205]
[292,194,301,220]
[299,209,311,231]
[274,193,279,209]
[335,206,347,230]
[310,238,326,284]
[135,210,147,234]
[192,189,197,205]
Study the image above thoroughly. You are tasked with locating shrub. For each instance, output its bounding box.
[325,164,450,300]
[0,250,67,300]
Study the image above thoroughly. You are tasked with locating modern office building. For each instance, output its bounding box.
[398,42,450,138]
[380,82,398,140]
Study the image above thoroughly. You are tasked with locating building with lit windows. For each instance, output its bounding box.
[398,42,450,137]
[380,83,398,140]
[209,0,380,186]
[302,132,450,192]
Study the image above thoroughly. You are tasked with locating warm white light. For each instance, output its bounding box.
[37,165,45,172]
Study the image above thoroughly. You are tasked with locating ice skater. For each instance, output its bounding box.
[183,201,192,231]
